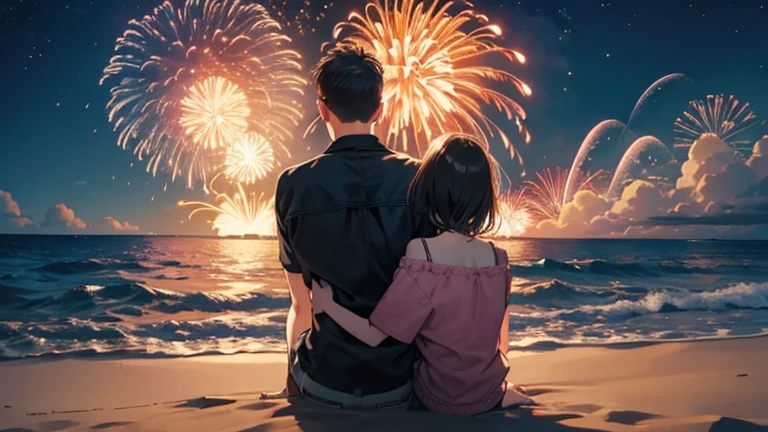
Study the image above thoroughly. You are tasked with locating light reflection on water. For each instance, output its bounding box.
[1,235,767,359]
[117,237,286,296]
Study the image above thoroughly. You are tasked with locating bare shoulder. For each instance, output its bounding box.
[475,238,508,265]
[405,238,428,260]
[474,237,492,247]
[470,237,494,253]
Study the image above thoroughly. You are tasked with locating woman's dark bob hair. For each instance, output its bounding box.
[409,133,502,237]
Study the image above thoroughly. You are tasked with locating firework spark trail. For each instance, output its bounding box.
[496,188,532,238]
[330,0,531,159]
[101,0,306,189]
[523,167,568,221]
[179,175,276,237]
[224,133,276,184]
[674,95,758,155]
[266,0,335,35]
[523,167,608,221]
[578,169,612,195]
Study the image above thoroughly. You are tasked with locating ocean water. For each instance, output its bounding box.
[1,235,767,360]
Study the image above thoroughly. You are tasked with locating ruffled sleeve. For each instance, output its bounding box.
[369,267,433,344]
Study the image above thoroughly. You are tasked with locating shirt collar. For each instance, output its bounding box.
[324,134,389,154]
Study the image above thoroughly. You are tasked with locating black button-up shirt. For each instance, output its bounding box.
[275,134,433,394]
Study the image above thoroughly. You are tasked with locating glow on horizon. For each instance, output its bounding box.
[179,179,276,238]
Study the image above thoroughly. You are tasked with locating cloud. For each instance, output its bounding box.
[558,190,611,226]
[526,134,768,239]
[0,190,35,231]
[676,134,737,189]
[610,180,671,221]
[9,217,34,228]
[531,180,674,238]
[692,161,757,205]
[1,190,21,216]
[530,190,613,237]
[746,135,768,181]
[86,217,141,234]
[0,190,141,235]
[42,203,87,229]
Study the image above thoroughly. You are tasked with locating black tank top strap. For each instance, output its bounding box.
[420,238,433,262]
[488,241,498,265]
[489,241,512,299]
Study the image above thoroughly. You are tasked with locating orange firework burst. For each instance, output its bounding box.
[495,188,532,238]
[331,0,531,159]
[674,95,758,155]
[179,177,275,237]
[224,133,276,185]
[179,76,251,151]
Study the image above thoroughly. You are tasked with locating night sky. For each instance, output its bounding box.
[1,0,767,236]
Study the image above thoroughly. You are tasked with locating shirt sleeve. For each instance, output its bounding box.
[275,171,301,274]
[369,268,432,344]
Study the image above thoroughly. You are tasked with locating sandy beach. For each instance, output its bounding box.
[1,336,766,432]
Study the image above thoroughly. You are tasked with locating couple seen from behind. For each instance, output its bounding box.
[269,43,532,416]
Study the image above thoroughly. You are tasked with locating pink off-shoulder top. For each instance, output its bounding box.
[369,243,511,416]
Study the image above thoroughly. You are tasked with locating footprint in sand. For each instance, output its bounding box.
[174,396,237,410]
[90,422,135,430]
[604,410,663,425]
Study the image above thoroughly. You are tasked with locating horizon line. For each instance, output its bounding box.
[0,233,766,242]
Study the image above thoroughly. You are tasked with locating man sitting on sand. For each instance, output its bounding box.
[271,42,433,408]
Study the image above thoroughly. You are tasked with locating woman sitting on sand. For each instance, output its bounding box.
[312,133,532,416]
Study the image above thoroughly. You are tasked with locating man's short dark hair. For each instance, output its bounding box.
[409,134,501,237]
[313,42,384,123]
